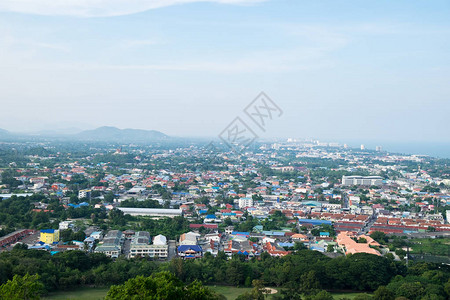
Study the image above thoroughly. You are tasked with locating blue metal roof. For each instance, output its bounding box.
[178,245,202,252]
[263,231,285,236]
[231,231,250,236]
[222,213,236,216]
[278,242,294,247]
[298,219,332,226]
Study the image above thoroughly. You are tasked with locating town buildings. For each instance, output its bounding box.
[40,229,60,244]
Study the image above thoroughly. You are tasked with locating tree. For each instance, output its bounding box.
[106,271,220,300]
[373,286,394,300]
[224,217,233,226]
[226,259,246,286]
[353,294,373,300]
[294,242,307,251]
[0,273,44,300]
[273,281,302,300]
[236,280,268,300]
[445,279,450,298]
[396,282,424,300]
[108,208,126,226]
[427,226,436,232]
[104,192,115,202]
[370,232,387,244]
[311,290,334,300]
[301,270,321,295]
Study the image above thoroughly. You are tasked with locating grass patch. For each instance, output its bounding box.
[43,287,109,300]
[208,285,280,300]
[42,285,370,300]
[331,292,373,299]
[208,286,253,300]
[409,238,450,256]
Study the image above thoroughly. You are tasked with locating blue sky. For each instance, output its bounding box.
[0,0,449,143]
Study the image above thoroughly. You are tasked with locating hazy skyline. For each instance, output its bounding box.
[1,0,449,142]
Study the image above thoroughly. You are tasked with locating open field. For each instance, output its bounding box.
[409,238,450,256]
[208,285,370,300]
[43,287,110,300]
[43,285,371,300]
[208,286,254,299]
[331,292,373,299]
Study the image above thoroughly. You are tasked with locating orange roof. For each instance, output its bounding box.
[292,233,308,240]
[336,232,381,256]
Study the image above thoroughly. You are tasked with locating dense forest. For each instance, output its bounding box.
[0,246,449,300]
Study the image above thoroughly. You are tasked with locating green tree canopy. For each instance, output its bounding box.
[106,271,221,300]
[0,273,44,300]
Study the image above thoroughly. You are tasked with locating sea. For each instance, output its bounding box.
[348,141,450,159]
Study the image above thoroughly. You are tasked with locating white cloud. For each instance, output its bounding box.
[0,0,266,17]
[17,44,337,73]
[121,39,164,49]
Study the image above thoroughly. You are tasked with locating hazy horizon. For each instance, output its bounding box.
[1,0,449,144]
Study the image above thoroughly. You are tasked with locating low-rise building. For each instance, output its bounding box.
[238,197,253,208]
[177,245,203,259]
[118,207,182,218]
[342,176,383,186]
[78,189,91,199]
[40,229,60,244]
[129,233,169,259]
[336,232,380,256]
[179,232,200,245]
[59,221,73,230]
[94,230,123,258]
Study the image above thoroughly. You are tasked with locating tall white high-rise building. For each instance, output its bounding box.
[360,144,365,150]
[342,176,383,186]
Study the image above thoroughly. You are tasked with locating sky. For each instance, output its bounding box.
[0,0,449,144]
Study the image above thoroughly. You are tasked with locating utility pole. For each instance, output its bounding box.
[406,242,410,267]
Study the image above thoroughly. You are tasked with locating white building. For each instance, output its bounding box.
[153,234,167,245]
[128,232,169,259]
[349,196,361,206]
[342,176,383,186]
[238,197,253,208]
[118,207,182,218]
[90,231,103,240]
[78,189,91,199]
[204,233,221,243]
[59,221,73,230]
[321,203,342,212]
[179,232,200,245]
[225,226,235,234]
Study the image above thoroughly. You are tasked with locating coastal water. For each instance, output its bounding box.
[349,141,450,159]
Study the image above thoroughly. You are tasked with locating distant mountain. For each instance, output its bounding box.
[0,128,10,136]
[34,127,84,136]
[76,126,169,142]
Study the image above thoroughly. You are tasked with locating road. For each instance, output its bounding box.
[168,240,177,260]
[342,194,349,209]
[122,238,131,257]
[359,212,377,235]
